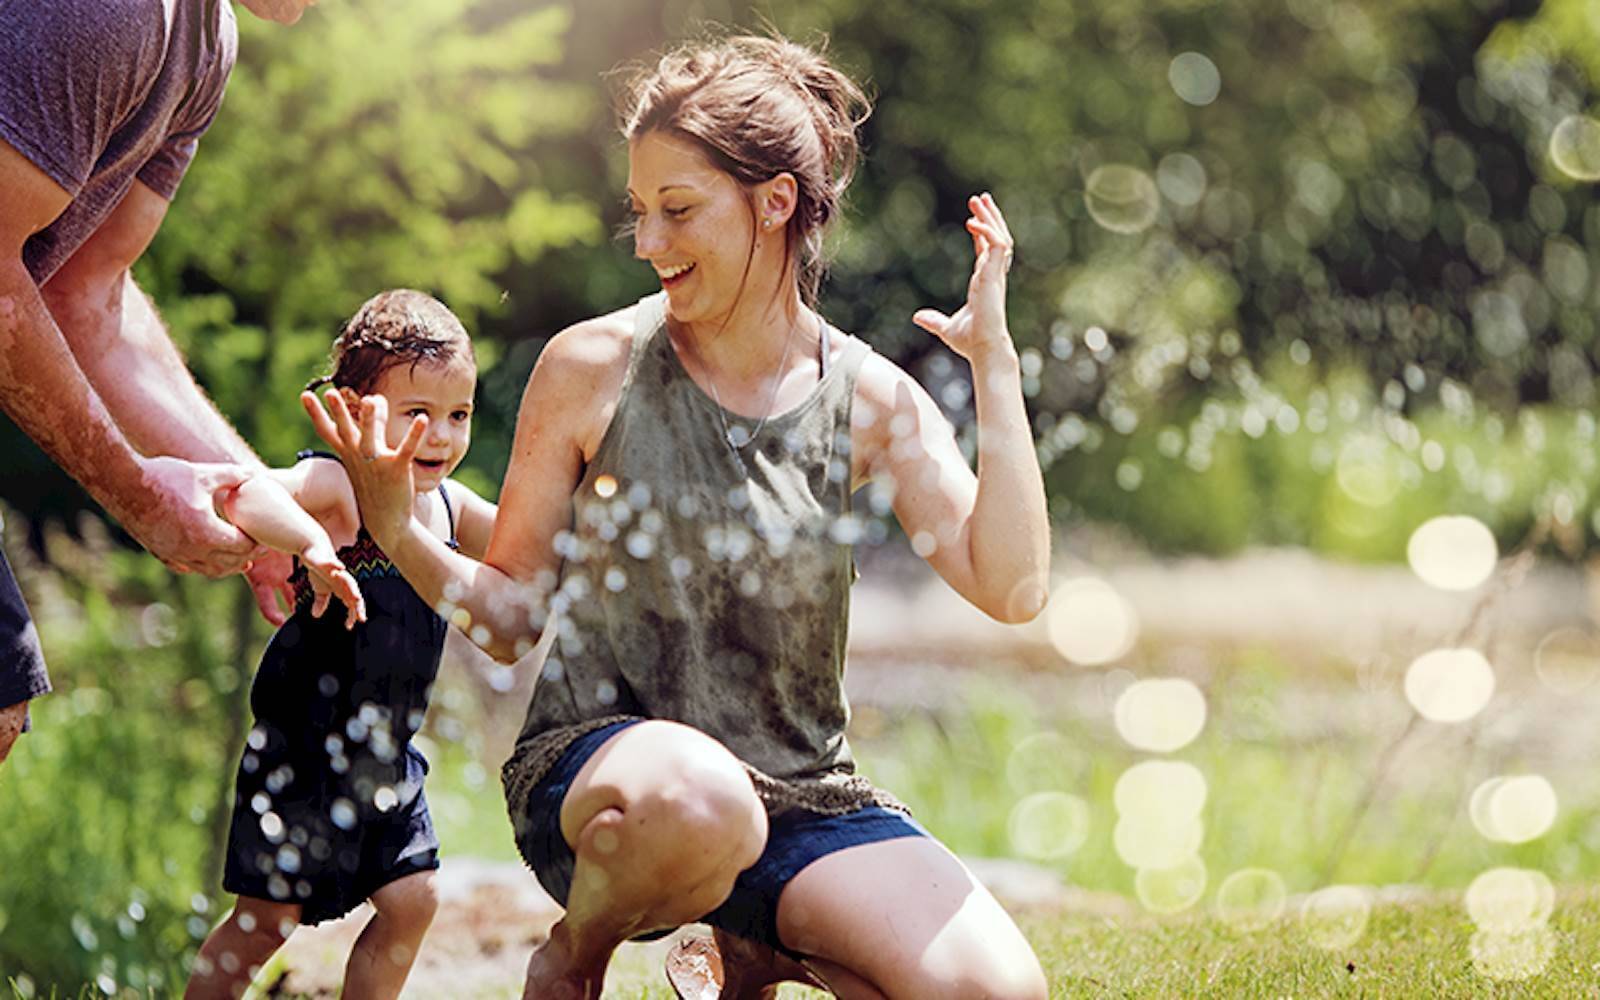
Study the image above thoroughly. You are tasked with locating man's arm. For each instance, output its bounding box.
[40,182,260,464]
[0,139,257,577]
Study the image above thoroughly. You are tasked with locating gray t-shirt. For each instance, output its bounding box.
[0,0,237,284]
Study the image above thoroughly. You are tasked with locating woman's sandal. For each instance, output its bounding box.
[665,929,830,999]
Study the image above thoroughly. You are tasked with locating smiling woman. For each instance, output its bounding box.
[304,31,1050,1000]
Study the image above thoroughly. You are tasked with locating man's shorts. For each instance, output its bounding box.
[0,549,51,731]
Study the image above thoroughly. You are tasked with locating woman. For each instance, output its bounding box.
[307,33,1051,1000]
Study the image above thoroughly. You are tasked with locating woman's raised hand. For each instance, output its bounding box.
[301,389,425,547]
[912,192,1016,363]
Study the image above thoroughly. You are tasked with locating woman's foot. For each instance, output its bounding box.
[665,929,826,1000]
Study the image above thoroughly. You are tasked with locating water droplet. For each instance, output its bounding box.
[1550,115,1600,181]
[1007,792,1091,860]
[1113,813,1204,869]
[1466,868,1554,933]
[330,798,357,830]
[1404,648,1495,723]
[260,812,285,842]
[1006,731,1080,794]
[1046,577,1139,666]
[594,475,618,499]
[374,786,398,812]
[1156,153,1208,207]
[1215,868,1288,931]
[1301,885,1372,949]
[1471,926,1556,981]
[1114,760,1207,820]
[1113,678,1206,752]
[1135,855,1208,913]
[1407,516,1497,590]
[1470,775,1558,844]
[1168,52,1221,106]
[1535,627,1600,694]
[1085,165,1160,234]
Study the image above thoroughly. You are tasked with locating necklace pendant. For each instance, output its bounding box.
[726,424,753,449]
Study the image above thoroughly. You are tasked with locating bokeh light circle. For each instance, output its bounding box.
[1168,52,1221,106]
[1113,760,1208,821]
[1008,791,1092,861]
[1535,627,1600,695]
[1047,577,1139,666]
[1403,648,1495,722]
[1156,153,1208,207]
[1550,115,1600,182]
[1301,885,1372,950]
[1135,855,1208,914]
[1085,165,1161,235]
[1471,926,1556,981]
[1406,516,1497,590]
[1114,814,1204,869]
[1215,868,1288,931]
[1114,678,1207,752]
[1334,437,1400,507]
[1465,868,1555,933]
[1487,776,1558,844]
[1006,730,1080,794]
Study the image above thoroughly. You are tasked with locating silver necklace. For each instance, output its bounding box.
[682,314,810,475]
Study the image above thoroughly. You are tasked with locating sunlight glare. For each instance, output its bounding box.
[1403,648,1495,722]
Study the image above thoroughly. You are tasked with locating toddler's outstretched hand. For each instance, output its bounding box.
[300,541,367,629]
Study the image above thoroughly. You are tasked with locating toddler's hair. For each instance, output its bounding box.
[308,289,474,396]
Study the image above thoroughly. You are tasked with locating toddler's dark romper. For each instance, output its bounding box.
[222,452,457,924]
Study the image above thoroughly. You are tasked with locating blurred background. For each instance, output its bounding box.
[5,0,1600,992]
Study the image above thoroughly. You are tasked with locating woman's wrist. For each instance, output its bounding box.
[966,338,1021,377]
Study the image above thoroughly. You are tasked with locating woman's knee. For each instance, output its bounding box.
[895,944,1048,1000]
[567,722,766,873]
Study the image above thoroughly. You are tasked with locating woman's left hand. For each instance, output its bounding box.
[912,192,1016,363]
[301,389,425,548]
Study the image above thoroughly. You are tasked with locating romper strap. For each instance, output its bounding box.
[295,448,341,463]
[438,484,461,551]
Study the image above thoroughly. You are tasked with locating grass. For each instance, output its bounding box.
[1022,889,1600,998]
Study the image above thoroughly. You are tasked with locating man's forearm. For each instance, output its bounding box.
[42,271,261,468]
[0,260,158,528]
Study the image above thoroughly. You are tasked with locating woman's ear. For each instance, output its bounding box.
[755,172,799,230]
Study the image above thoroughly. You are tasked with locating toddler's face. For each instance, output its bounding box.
[364,358,476,492]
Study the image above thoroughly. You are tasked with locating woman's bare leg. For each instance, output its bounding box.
[775,837,1048,1000]
[522,720,768,1000]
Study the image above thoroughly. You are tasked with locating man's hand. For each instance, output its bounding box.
[244,551,297,626]
[132,457,262,576]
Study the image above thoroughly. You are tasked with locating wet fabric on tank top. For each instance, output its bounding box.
[502,293,903,818]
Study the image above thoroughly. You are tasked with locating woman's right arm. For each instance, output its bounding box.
[304,316,633,662]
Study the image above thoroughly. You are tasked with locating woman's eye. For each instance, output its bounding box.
[664,206,690,219]
[406,409,428,418]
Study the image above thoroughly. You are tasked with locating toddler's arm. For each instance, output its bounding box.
[221,476,367,627]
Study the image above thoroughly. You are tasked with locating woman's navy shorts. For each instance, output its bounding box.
[514,719,926,954]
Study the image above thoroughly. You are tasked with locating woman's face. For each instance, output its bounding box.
[627,131,765,329]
